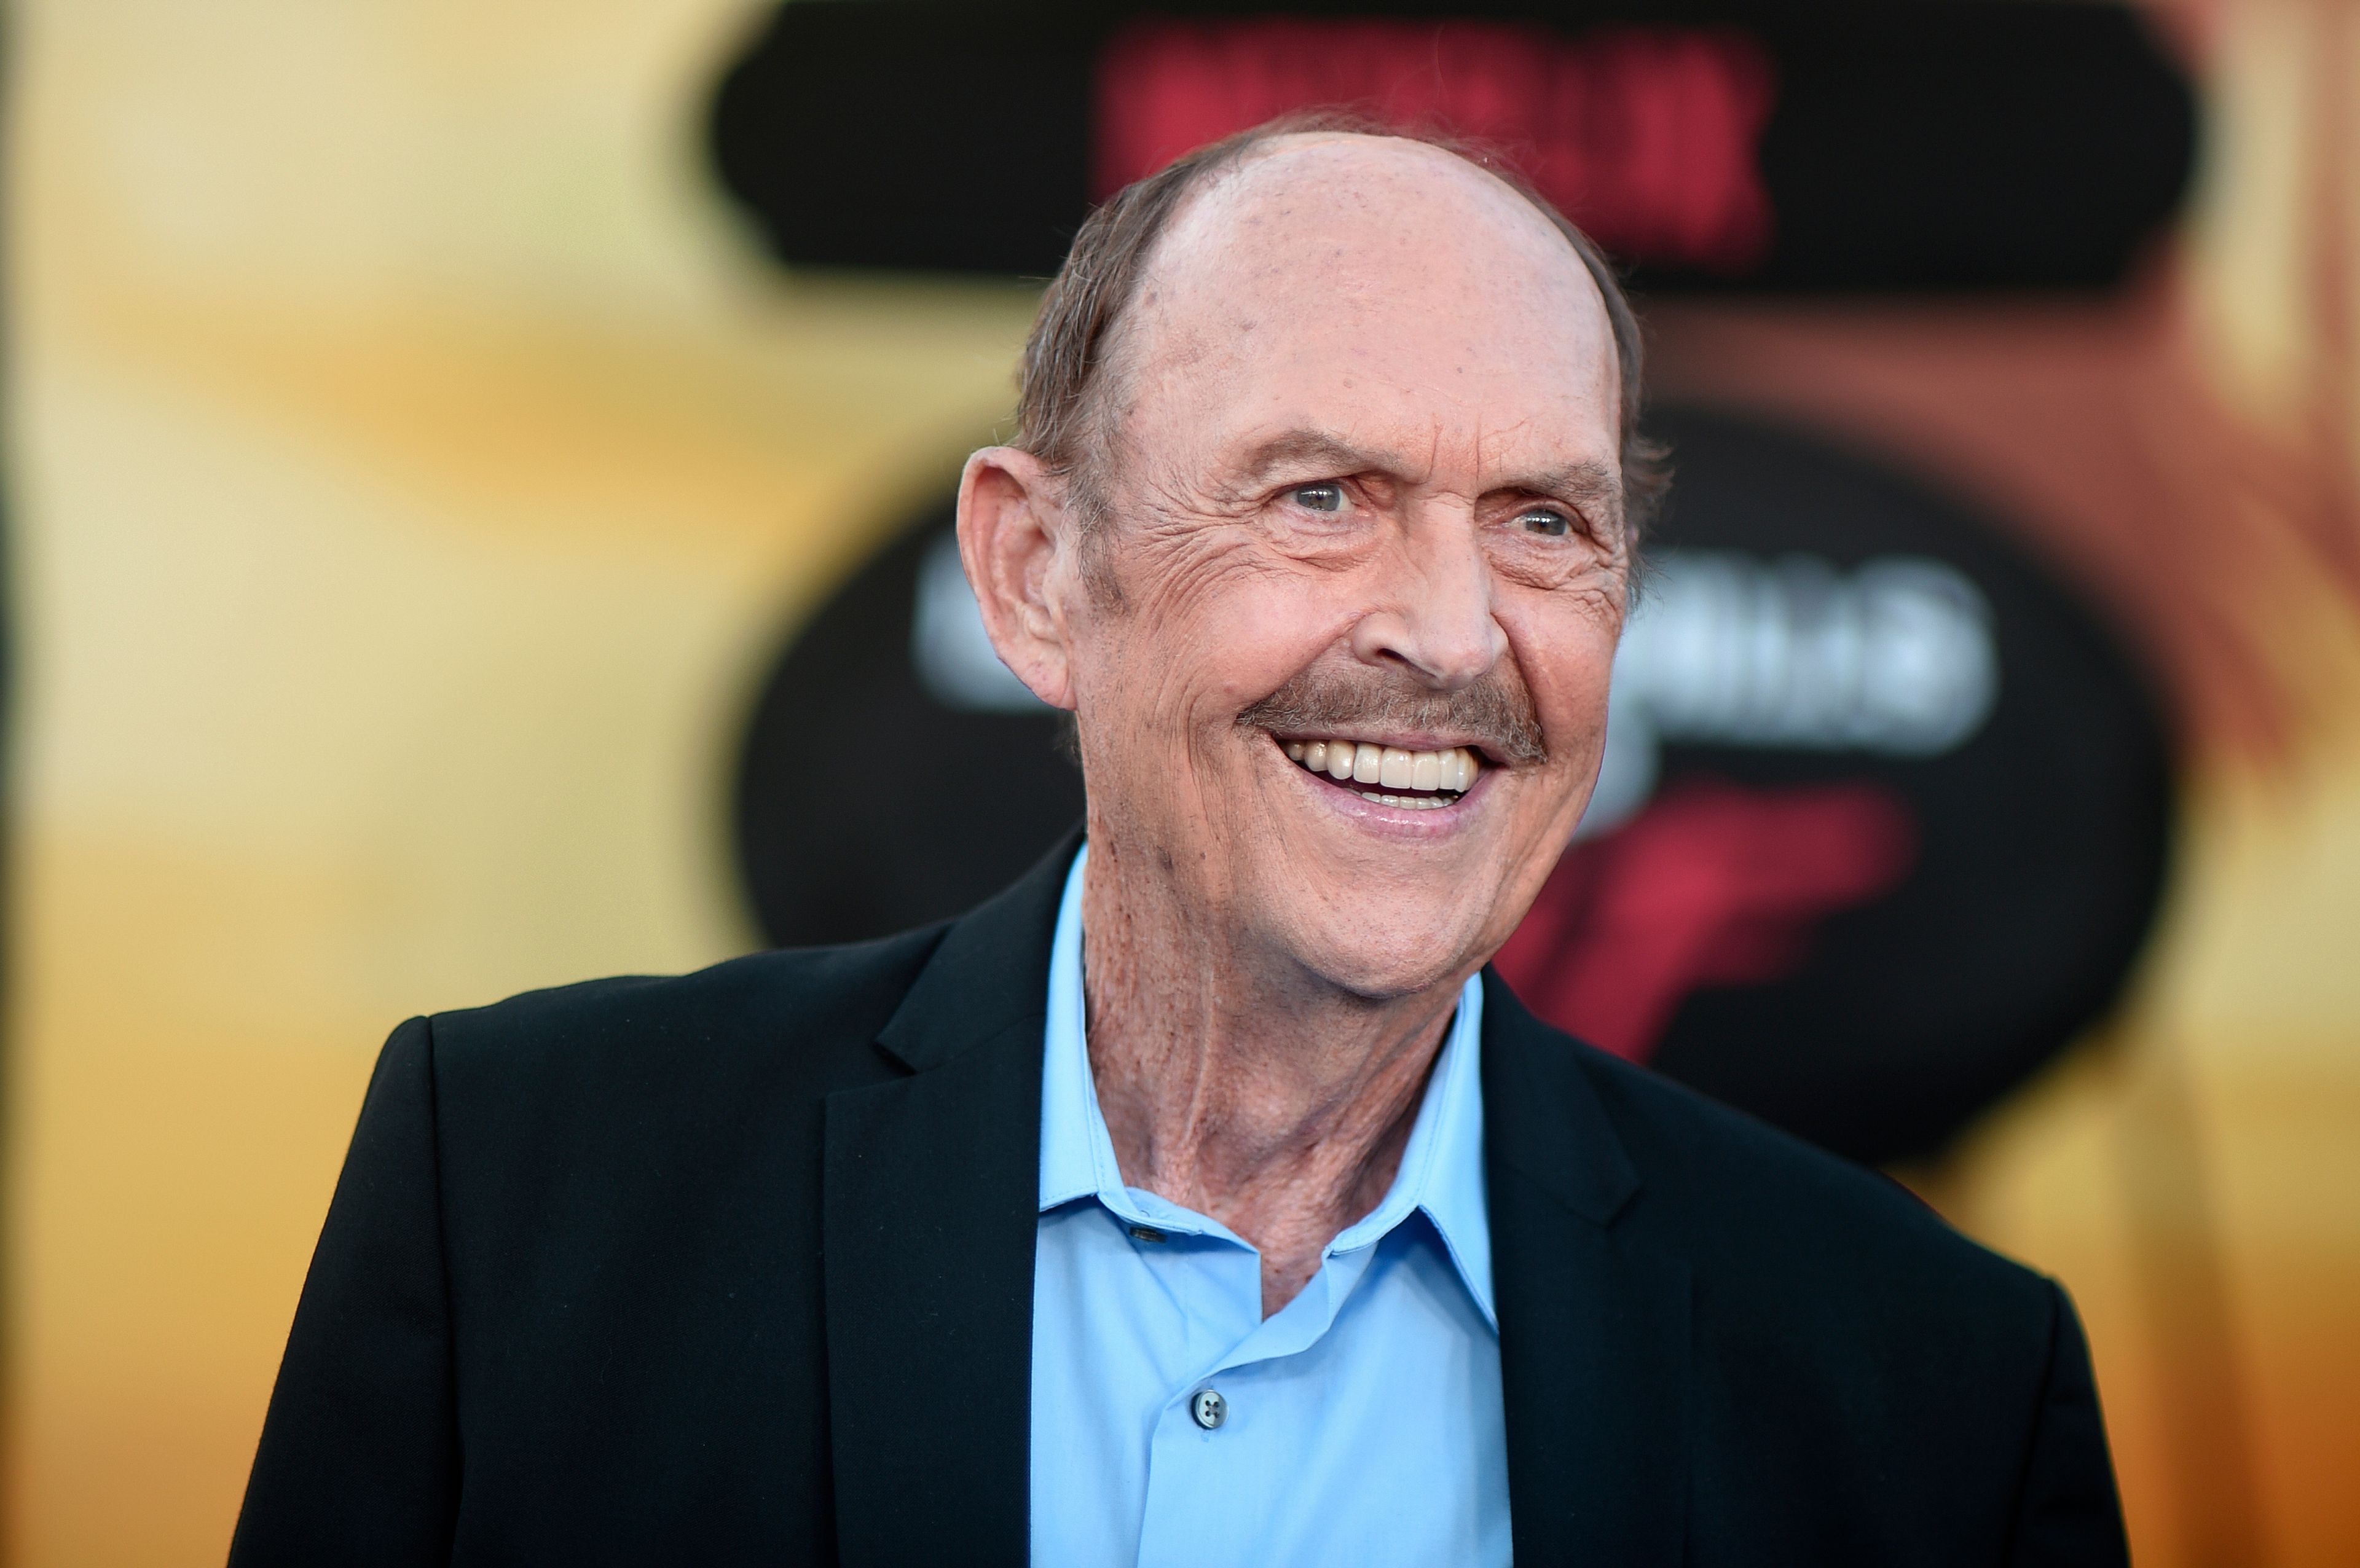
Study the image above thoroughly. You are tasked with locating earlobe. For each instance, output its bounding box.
[956,447,1079,711]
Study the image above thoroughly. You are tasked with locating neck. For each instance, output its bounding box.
[1079,833,1469,1317]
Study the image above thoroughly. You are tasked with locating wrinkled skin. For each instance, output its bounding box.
[959,134,1629,1312]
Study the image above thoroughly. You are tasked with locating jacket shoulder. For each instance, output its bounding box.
[426,924,946,1092]
[1566,1034,2054,1322]
[1517,1007,2113,1553]
[411,927,953,1327]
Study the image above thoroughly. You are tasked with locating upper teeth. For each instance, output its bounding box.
[1280,739,1480,793]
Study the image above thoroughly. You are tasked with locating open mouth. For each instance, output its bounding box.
[1275,737,1484,812]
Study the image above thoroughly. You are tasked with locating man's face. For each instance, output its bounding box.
[1056,136,1627,998]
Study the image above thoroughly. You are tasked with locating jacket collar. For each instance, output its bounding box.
[1480,970,1642,1227]
[1481,971,1693,1566]
[872,827,1078,1075]
[821,830,1076,1568]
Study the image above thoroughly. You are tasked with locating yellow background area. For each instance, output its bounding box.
[5,2,2356,1564]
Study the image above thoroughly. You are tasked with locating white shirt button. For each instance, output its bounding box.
[1189,1389,1227,1430]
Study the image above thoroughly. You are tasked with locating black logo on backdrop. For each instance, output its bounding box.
[733,408,2173,1163]
[710,0,2193,292]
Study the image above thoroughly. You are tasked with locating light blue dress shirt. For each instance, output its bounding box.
[1030,845,1511,1566]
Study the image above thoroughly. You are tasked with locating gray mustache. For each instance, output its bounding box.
[1237,667,1548,765]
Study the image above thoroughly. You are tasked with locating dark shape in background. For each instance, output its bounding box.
[1501,409,2174,1164]
[736,513,1087,951]
[733,409,2174,1165]
[710,0,2195,290]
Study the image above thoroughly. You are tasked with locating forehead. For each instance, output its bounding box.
[1117,135,1619,480]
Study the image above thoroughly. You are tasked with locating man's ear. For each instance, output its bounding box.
[956,446,1080,712]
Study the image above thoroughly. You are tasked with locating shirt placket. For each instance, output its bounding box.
[1131,1239,1383,1568]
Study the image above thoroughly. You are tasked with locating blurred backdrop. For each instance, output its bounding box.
[6,1,2357,1562]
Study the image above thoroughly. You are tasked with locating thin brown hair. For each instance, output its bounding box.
[1014,108,1669,554]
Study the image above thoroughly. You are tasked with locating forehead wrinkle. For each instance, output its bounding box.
[1226,415,1613,488]
[1231,429,1413,487]
[1208,413,1619,521]
[1465,411,1620,500]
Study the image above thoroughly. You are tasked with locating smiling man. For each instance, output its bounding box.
[232,120,2127,1567]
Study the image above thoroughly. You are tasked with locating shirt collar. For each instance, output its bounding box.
[1036,844,1495,1327]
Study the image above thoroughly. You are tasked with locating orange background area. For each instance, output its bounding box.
[6,2,2358,1564]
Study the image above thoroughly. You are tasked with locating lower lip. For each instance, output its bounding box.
[1277,745,1492,836]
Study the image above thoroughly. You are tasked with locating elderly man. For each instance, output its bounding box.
[232,121,2126,1566]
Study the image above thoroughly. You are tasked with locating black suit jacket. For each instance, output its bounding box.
[230,838,2126,1566]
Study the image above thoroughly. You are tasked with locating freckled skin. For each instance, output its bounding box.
[959,135,1627,1314]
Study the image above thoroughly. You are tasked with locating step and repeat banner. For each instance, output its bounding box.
[10,2,2357,1563]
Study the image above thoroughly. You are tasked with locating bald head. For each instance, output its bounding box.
[1129,133,1616,402]
[1016,116,1661,547]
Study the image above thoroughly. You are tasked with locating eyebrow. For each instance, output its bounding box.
[1233,430,1624,519]
[1512,460,1623,511]
[1234,430,1393,485]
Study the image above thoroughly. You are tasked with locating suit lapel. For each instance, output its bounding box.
[1482,971,1693,1566]
[822,834,1077,1568]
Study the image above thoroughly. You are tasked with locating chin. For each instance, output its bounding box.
[1280,906,1495,1003]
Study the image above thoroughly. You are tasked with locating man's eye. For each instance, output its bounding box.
[1288,483,1348,514]
[1517,508,1573,538]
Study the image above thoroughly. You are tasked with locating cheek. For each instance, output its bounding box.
[1512,597,1623,750]
[1105,541,1354,723]
[1202,581,1354,711]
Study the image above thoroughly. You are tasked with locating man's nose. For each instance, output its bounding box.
[1347,518,1508,691]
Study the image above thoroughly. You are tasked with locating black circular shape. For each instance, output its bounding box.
[1633,407,2174,1162]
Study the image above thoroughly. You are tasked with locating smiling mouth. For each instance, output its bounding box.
[1276,737,1484,811]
